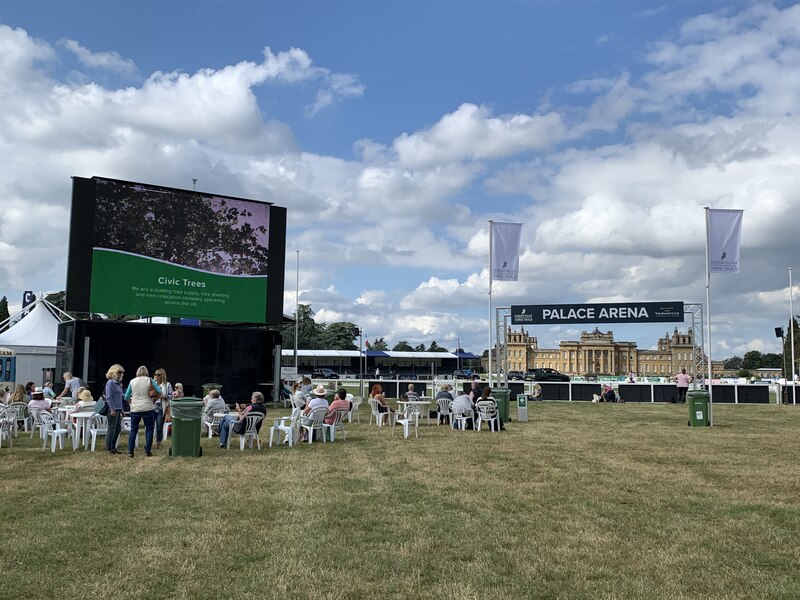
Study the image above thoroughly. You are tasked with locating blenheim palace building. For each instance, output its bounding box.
[505,327,698,376]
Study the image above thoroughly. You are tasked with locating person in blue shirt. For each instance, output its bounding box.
[103,364,126,454]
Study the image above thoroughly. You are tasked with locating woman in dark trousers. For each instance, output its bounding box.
[104,364,126,454]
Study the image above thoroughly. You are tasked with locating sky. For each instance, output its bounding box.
[1,0,799,360]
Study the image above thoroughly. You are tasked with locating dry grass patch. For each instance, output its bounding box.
[0,402,798,599]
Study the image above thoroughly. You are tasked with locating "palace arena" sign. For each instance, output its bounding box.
[511,301,684,325]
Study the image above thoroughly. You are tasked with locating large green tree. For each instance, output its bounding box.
[393,340,413,351]
[319,322,359,350]
[44,291,66,311]
[783,317,800,378]
[93,179,269,275]
[428,341,448,352]
[0,296,9,331]
[369,337,388,350]
[742,350,763,370]
[723,356,743,370]
[281,304,323,349]
[761,353,782,369]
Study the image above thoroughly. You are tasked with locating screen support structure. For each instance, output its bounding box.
[496,307,511,387]
[684,303,705,390]
[496,303,705,387]
[272,344,282,407]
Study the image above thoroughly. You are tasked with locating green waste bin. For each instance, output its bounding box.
[490,388,510,422]
[687,390,710,427]
[170,397,205,457]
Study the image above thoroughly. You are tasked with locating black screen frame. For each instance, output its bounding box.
[65,176,286,326]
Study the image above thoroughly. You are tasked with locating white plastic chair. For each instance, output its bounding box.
[450,402,468,431]
[29,408,47,439]
[0,408,15,448]
[476,401,500,432]
[8,402,30,434]
[204,411,227,438]
[269,407,301,448]
[392,403,421,439]
[368,398,390,427]
[323,408,349,442]
[227,412,265,450]
[348,395,363,423]
[119,416,139,449]
[89,414,108,452]
[40,412,69,452]
[300,407,328,444]
[436,397,452,425]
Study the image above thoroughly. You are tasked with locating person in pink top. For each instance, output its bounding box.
[325,388,351,425]
[674,369,692,404]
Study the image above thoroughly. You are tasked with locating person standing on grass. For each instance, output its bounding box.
[674,369,692,404]
[124,366,161,458]
[104,364,125,455]
[153,368,173,450]
[56,372,81,401]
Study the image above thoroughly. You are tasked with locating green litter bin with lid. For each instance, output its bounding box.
[490,388,510,422]
[687,390,710,427]
[170,397,205,457]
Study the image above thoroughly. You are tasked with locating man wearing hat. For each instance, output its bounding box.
[28,387,51,411]
[300,385,329,441]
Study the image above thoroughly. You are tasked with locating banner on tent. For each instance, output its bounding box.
[511,301,684,325]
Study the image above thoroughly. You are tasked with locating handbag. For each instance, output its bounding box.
[95,396,110,416]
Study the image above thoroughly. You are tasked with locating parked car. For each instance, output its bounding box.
[526,368,571,382]
[453,369,473,379]
[312,368,339,379]
[507,370,525,380]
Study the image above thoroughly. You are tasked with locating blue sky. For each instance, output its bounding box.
[1,1,799,360]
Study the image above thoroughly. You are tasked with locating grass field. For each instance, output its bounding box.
[1,402,798,599]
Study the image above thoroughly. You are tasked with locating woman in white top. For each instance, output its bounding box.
[123,365,161,458]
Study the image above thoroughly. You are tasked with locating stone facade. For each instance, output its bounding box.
[501,326,701,377]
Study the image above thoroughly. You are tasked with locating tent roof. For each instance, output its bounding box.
[281,349,361,358]
[0,301,63,347]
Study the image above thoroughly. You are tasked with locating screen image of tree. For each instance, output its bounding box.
[89,178,270,323]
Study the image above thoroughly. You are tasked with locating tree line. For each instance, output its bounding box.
[280,304,459,352]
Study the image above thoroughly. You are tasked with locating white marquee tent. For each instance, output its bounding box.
[0,299,72,386]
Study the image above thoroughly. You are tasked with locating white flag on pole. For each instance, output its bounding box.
[708,209,744,273]
[491,221,523,281]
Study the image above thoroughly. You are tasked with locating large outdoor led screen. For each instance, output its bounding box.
[66,176,286,324]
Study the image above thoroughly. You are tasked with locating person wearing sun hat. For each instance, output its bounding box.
[71,389,96,412]
[28,387,51,411]
[299,385,329,441]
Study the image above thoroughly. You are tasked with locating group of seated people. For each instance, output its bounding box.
[205,383,355,446]
[368,381,506,431]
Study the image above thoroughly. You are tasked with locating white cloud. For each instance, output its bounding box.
[392,103,567,169]
[3,4,800,358]
[59,38,137,75]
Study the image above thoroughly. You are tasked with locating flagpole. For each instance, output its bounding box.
[790,267,796,405]
[488,219,493,384]
[294,249,300,370]
[704,207,714,425]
